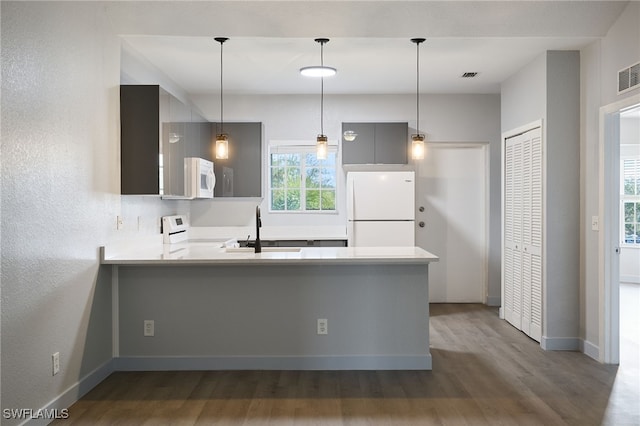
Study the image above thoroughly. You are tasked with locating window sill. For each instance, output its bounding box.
[268,210,339,215]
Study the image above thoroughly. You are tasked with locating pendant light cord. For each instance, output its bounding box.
[220,40,224,134]
[416,41,420,134]
[320,41,324,136]
[411,38,425,136]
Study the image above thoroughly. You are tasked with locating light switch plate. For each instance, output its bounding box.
[591,216,599,231]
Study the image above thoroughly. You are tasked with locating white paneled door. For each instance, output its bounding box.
[416,144,488,303]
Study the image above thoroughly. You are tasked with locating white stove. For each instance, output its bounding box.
[162,215,189,244]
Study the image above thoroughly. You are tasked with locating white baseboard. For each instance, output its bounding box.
[23,359,114,426]
[541,336,581,351]
[114,354,433,371]
[582,339,600,361]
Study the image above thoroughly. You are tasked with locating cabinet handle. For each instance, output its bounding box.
[419,206,425,212]
[419,221,425,228]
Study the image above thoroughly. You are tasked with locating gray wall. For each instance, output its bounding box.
[0,2,188,423]
[501,54,547,131]
[580,40,602,352]
[580,1,640,356]
[600,2,640,106]
[501,51,581,347]
[545,51,581,342]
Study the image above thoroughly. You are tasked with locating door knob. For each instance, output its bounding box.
[419,221,425,228]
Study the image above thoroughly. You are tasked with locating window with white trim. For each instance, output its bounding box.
[269,143,337,212]
[622,158,640,245]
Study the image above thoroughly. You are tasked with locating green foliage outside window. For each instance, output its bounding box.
[622,159,640,245]
[270,150,336,212]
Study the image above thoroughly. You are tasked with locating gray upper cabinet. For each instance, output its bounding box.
[161,93,189,197]
[120,85,207,197]
[120,85,161,195]
[206,122,263,198]
[341,122,375,164]
[342,122,408,165]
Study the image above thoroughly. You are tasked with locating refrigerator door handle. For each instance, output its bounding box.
[347,175,355,221]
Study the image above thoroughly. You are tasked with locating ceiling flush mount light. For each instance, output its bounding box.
[343,130,357,142]
[310,38,332,160]
[411,38,426,160]
[300,39,337,78]
[300,66,337,77]
[214,37,229,160]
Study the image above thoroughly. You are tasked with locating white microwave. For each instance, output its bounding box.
[184,157,215,199]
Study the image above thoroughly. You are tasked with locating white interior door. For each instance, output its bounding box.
[416,144,488,303]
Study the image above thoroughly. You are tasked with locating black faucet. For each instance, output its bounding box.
[255,205,262,253]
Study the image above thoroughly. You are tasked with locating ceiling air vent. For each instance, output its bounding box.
[461,72,478,78]
[618,61,639,95]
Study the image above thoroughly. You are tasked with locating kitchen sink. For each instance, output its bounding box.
[224,247,302,253]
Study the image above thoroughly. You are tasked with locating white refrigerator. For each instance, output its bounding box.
[346,171,415,247]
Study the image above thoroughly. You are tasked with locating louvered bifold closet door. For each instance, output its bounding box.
[525,128,543,342]
[521,134,533,337]
[504,135,522,330]
[504,139,515,325]
[503,127,542,342]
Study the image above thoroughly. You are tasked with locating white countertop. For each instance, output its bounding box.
[101,241,438,266]
[189,225,347,241]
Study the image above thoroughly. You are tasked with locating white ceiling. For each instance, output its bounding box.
[116,1,630,96]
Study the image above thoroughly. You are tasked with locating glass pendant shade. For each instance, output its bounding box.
[316,135,328,160]
[411,134,425,160]
[215,134,229,159]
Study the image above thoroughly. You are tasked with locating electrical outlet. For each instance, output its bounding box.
[116,215,124,230]
[144,320,154,337]
[52,352,60,376]
[317,318,328,335]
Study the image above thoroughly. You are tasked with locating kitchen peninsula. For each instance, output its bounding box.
[102,242,438,370]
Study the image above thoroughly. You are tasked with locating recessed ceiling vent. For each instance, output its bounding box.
[461,72,478,78]
[618,62,639,95]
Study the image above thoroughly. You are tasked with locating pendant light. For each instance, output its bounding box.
[300,37,337,78]
[214,37,229,160]
[311,38,331,160]
[411,38,426,160]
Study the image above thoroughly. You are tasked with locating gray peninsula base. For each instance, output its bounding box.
[115,263,431,370]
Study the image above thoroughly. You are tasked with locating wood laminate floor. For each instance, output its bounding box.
[54,304,640,425]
